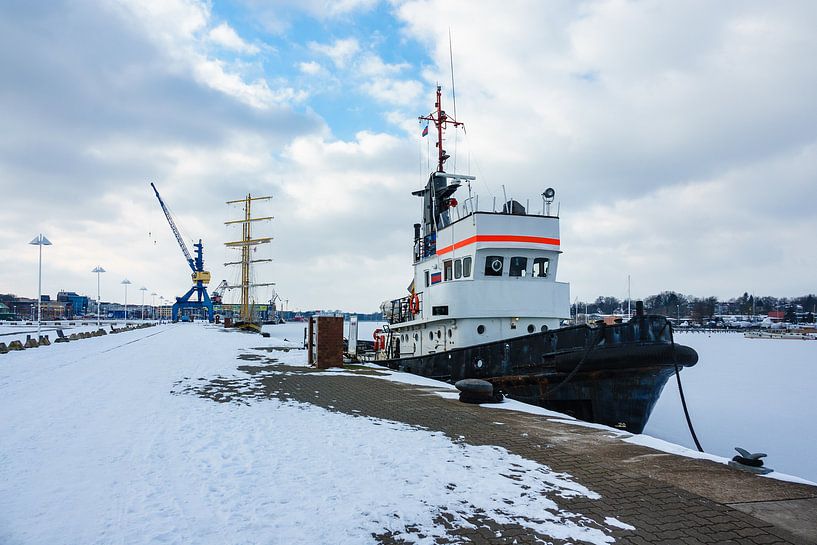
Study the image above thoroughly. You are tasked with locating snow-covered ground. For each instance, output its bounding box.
[645,331,817,482]
[0,322,626,545]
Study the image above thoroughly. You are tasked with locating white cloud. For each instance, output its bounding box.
[208,22,260,54]
[366,77,423,105]
[358,53,410,77]
[193,58,305,109]
[298,61,325,75]
[281,131,412,218]
[116,0,288,110]
[309,37,360,69]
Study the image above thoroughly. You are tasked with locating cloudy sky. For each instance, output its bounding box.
[1,0,815,312]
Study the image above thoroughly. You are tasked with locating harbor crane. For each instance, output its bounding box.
[150,182,214,322]
[211,279,229,305]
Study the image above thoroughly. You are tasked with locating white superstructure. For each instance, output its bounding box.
[382,187,571,357]
[380,86,570,358]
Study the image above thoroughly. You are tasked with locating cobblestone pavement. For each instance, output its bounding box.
[180,352,817,545]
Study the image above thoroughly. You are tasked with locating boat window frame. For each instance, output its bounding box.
[484,255,504,277]
[454,259,462,279]
[533,257,550,278]
[443,260,453,281]
[509,256,528,277]
[463,256,472,278]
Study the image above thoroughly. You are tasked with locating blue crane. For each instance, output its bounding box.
[150,182,214,322]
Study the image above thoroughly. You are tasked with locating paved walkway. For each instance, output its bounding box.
[199,351,817,545]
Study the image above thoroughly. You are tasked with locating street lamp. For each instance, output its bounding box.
[29,234,52,339]
[121,278,131,322]
[92,266,106,327]
[139,286,147,321]
[150,292,157,321]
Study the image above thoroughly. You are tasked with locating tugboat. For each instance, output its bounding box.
[376,86,698,434]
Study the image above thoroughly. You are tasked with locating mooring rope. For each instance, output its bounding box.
[669,322,704,452]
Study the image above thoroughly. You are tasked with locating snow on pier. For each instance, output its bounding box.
[1,323,617,545]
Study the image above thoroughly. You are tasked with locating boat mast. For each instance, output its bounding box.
[627,275,631,319]
[419,85,464,173]
[225,194,275,323]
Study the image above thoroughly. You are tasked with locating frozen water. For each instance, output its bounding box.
[645,331,817,482]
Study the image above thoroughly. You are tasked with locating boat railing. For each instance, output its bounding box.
[383,295,418,325]
[449,192,560,222]
[412,190,561,263]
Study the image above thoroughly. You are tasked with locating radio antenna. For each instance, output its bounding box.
[448,28,457,121]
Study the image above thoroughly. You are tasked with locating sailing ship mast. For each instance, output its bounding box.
[224,194,274,324]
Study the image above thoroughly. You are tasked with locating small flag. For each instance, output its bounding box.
[421,124,429,137]
[431,272,442,284]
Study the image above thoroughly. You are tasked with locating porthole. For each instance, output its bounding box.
[436,330,441,339]
[429,331,433,340]
[477,324,486,335]
[448,328,453,338]
[527,324,535,333]
[414,333,419,341]
[476,359,484,368]
[541,325,548,332]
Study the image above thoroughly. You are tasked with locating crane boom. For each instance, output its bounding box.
[150,182,195,272]
[149,181,213,322]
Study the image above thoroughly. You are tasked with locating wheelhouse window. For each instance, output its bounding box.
[424,270,430,287]
[443,260,453,281]
[509,256,528,277]
[432,305,449,316]
[484,256,504,276]
[454,259,462,279]
[463,256,472,278]
[533,257,550,278]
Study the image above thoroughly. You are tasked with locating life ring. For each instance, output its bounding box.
[372,328,385,351]
[409,293,420,315]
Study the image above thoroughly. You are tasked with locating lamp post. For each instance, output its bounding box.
[139,287,147,321]
[150,292,157,321]
[92,266,106,327]
[121,278,131,323]
[29,234,52,339]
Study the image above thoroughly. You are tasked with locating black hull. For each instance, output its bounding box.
[385,315,697,433]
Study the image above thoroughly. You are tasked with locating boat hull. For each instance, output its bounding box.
[385,316,697,433]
